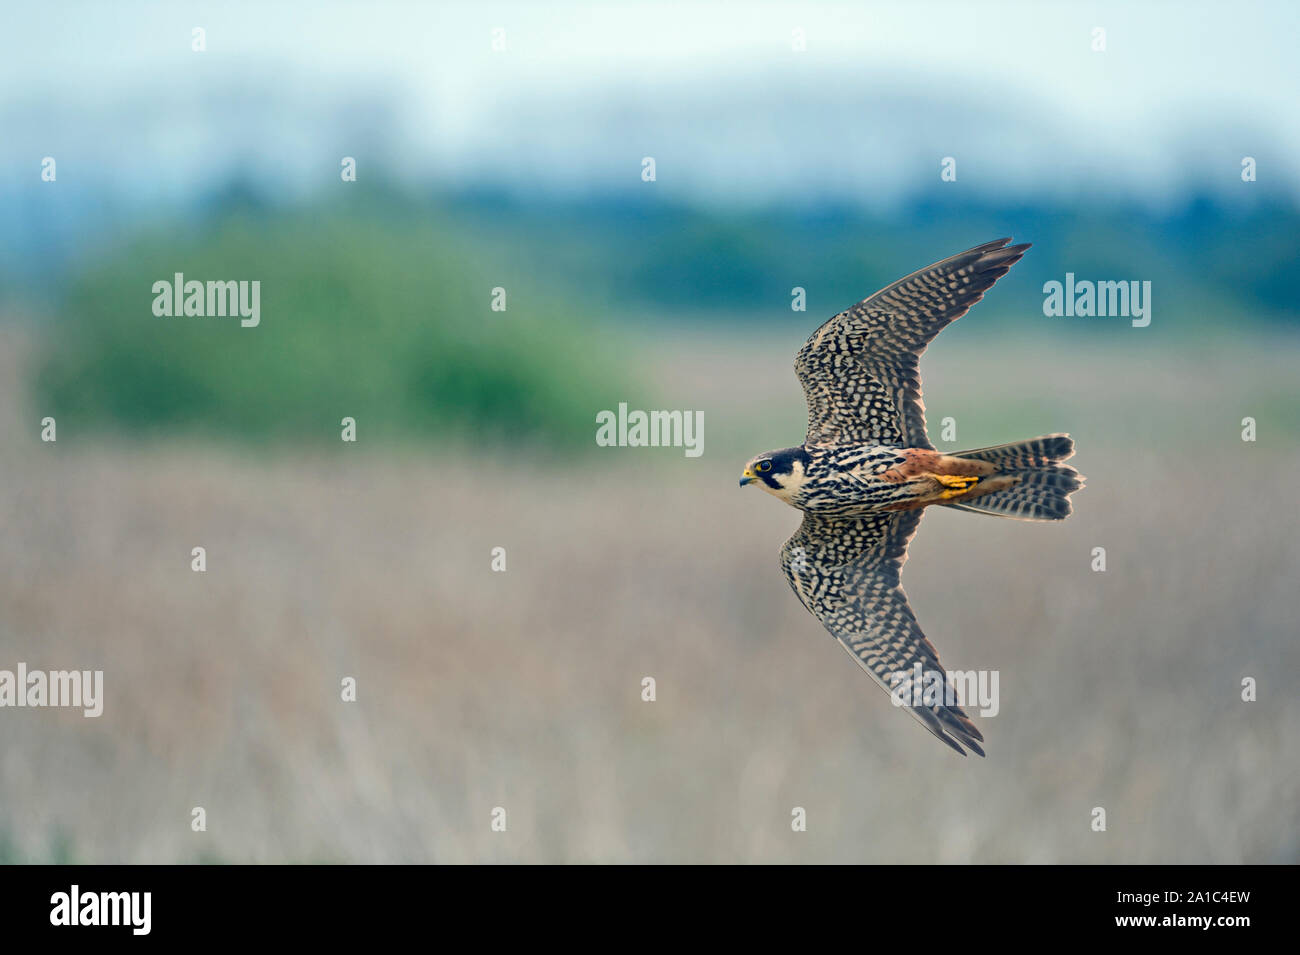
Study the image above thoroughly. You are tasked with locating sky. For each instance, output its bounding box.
[2,0,1298,211]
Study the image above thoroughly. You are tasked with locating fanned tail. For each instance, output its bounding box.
[944,434,1083,521]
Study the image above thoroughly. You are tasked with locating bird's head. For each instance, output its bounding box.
[739,446,811,502]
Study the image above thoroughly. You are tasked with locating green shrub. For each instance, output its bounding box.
[33,210,630,448]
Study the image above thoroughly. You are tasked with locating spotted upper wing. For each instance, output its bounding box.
[795,238,1030,450]
[780,510,985,756]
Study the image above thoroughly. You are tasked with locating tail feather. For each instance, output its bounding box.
[945,433,1083,522]
[951,433,1075,469]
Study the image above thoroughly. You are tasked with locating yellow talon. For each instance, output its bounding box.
[935,474,979,499]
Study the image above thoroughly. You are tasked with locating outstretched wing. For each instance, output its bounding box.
[795,238,1030,450]
[780,510,985,756]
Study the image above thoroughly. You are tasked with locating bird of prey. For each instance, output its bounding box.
[739,238,1082,756]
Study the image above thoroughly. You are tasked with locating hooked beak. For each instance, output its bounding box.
[739,468,755,487]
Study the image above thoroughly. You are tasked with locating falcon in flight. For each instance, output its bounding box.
[739,239,1082,756]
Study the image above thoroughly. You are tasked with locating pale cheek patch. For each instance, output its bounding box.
[766,459,808,503]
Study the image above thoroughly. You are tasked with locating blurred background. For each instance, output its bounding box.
[1,1,1297,863]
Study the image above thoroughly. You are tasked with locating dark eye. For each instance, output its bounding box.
[758,460,772,472]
